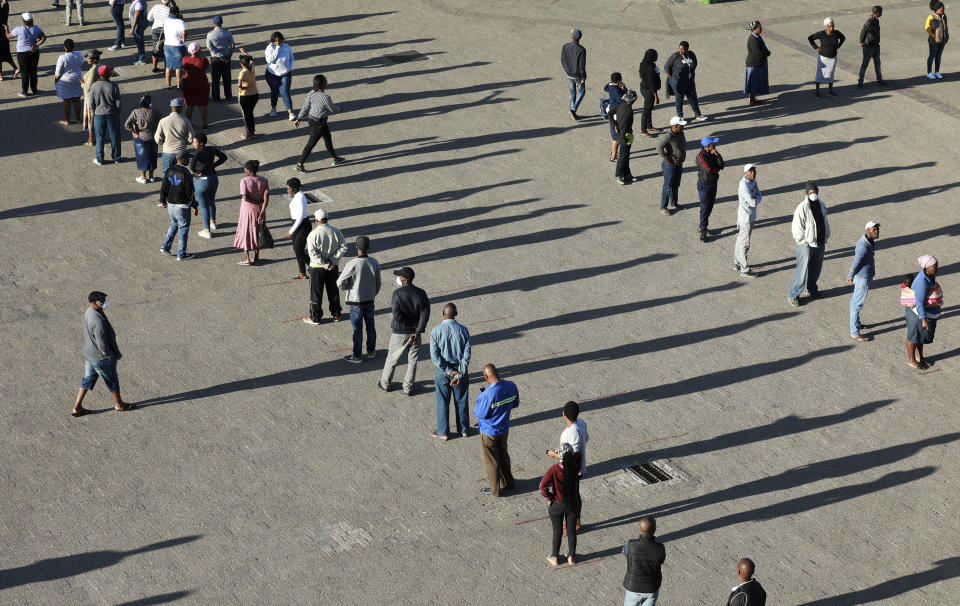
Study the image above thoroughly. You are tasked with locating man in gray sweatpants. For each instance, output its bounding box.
[379,266,430,396]
[735,163,762,279]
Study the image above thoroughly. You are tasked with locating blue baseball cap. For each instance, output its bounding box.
[700,136,719,147]
[170,98,184,108]
[212,15,223,25]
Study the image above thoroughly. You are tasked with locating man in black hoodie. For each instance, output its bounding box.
[858,6,884,87]
[159,150,199,260]
[726,558,767,606]
[611,90,638,185]
[622,517,666,605]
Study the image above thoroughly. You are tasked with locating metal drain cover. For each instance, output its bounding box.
[383,50,429,64]
[628,462,674,484]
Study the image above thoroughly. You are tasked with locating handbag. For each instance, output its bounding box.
[257,222,274,249]
[152,30,165,59]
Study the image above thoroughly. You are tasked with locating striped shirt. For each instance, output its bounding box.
[296,89,340,122]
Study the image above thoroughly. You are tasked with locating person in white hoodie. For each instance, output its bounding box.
[264,30,295,119]
[788,180,831,306]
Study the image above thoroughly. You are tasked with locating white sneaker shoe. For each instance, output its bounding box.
[197,229,212,239]
[209,221,217,231]
[935,72,944,79]
[135,176,147,184]
[269,108,278,117]
[288,112,296,121]
[694,115,709,122]
[927,72,937,79]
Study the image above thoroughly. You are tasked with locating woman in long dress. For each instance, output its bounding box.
[181,41,210,130]
[743,21,771,106]
[808,17,845,97]
[54,38,84,125]
[234,160,270,266]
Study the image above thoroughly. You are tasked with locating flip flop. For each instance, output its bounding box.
[114,403,137,411]
[238,260,251,266]
[71,408,89,417]
[292,274,308,280]
[430,430,448,441]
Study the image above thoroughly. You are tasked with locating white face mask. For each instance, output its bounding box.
[808,193,819,202]
[101,300,109,308]
[396,277,404,287]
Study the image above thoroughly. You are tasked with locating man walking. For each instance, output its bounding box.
[656,117,687,215]
[475,364,519,496]
[72,291,135,416]
[155,98,194,174]
[622,517,666,606]
[560,28,586,120]
[788,181,831,306]
[664,41,708,121]
[206,16,236,102]
[848,221,880,341]
[159,150,198,261]
[430,303,472,440]
[337,235,381,362]
[303,209,347,325]
[695,135,724,241]
[735,164,761,279]
[89,64,123,165]
[379,267,430,395]
[858,6,884,87]
[611,90,638,185]
[726,558,767,606]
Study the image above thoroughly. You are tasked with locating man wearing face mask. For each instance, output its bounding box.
[788,181,831,306]
[72,291,135,417]
[379,266,430,396]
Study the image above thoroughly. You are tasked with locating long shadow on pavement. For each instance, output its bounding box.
[795,557,960,605]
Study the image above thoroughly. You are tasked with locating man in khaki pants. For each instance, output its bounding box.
[474,364,519,496]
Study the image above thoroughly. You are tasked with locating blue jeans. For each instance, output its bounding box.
[194,175,219,230]
[162,204,191,257]
[110,4,124,47]
[161,152,177,174]
[265,70,293,110]
[349,304,376,358]
[435,368,470,435]
[132,19,147,62]
[567,76,585,111]
[660,162,682,209]
[850,276,871,335]
[624,589,659,606]
[670,78,701,118]
[80,356,120,392]
[94,114,121,163]
[788,244,825,298]
[928,39,945,73]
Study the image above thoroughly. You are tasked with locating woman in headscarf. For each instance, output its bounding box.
[54,38,84,125]
[539,443,581,567]
[234,160,269,266]
[744,21,771,105]
[181,41,210,130]
[637,49,661,137]
[808,17,845,97]
[903,255,943,369]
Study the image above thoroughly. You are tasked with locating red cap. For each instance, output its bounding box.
[97,64,113,76]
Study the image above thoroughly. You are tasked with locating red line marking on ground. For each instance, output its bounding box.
[472,315,515,325]
[328,347,352,353]
[254,280,298,288]
[519,349,569,362]
[515,515,550,526]
[554,556,607,570]
[622,1,633,11]
[919,368,942,375]
[281,317,303,323]
[636,432,689,447]
[576,391,628,404]
[550,0,559,4]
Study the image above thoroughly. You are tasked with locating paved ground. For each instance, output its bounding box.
[3,0,960,603]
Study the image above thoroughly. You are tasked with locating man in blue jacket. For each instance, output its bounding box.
[474,364,518,496]
[847,221,879,341]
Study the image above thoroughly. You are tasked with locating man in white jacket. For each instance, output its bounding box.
[788,181,831,306]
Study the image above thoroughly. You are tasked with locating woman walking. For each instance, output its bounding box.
[237,53,258,139]
[4,12,45,97]
[162,4,185,89]
[81,49,102,145]
[54,39,84,125]
[189,132,226,238]
[638,49,661,137]
[539,443,581,567]
[926,1,949,78]
[264,31,295,120]
[234,160,269,266]
[181,41,210,129]
[808,18,845,97]
[0,0,20,80]
[294,74,345,171]
[285,178,310,280]
[744,21,771,106]
[124,93,161,183]
[903,255,943,369]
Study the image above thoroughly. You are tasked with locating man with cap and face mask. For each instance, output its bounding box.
[379,267,430,395]
[88,63,122,164]
[610,89,637,185]
[788,181,831,306]
[695,135,724,241]
[73,291,135,416]
[847,221,880,341]
[337,235,381,363]
[303,209,347,325]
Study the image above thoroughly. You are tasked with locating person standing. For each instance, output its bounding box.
[89,64,122,165]
[858,6,884,87]
[4,12,45,97]
[124,92,161,184]
[206,15,236,102]
[904,255,942,369]
[182,42,210,130]
[695,136,724,241]
[787,181,831,306]
[622,517,666,606]
[54,39,84,125]
[81,49,102,146]
[735,163,761,279]
[128,0,147,65]
[284,177,310,280]
[726,558,767,606]
[303,209,347,325]
[847,221,880,341]
[430,302,472,440]
[540,443,580,566]
[808,18,846,97]
[378,267,430,396]
[603,72,627,162]
[159,150,198,260]
[744,21,771,106]
[475,363,518,497]
[294,74,345,171]
[656,117,687,215]
[560,28,586,120]
[546,400,589,532]
[188,133,226,238]
[155,97,194,174]
[337,236,381,363]
[637,49,661,138]
[72,291,135,416]
[107,0,125,51]
[264,31,295,120]
[926,2,948,79]
[146,0,170,74]
[234,160,269,266]
[64,0,87,27]
[611,90,637,185]
[237,53,258,139]
[0,0,20,79]
[161,5,185,89]
[664,41,707,121]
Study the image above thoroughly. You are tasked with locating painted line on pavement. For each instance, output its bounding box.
[282,317,304,324]
[472,315,515,325]
[919,368,941,375]
[515,515,550,526]
[553,556,607,570]
[622,1,633,11]
[519,349,568,362]
[254,280,298,288]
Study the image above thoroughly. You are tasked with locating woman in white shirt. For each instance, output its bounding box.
[264,31,295,120]
[162,5,185,89]
[285,177,310,279]
[54,38,84,125]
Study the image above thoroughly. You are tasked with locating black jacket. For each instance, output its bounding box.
[188,146,228,176]
[560,41,586,80]
[610,101,634,141]
[696,148,724,185]
[860,16,880,46]
[159,164,197,207]
[622,535,666,594]
[390,283,430,335]
[664,50,698,80]
[727,579,767,606]
[638,62,661,94]
[745,34,771,67]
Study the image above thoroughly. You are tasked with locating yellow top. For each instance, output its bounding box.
[926,14,936,37]
[238,67,258,96]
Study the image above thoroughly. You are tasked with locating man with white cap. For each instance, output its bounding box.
[656,116,687,215]
[560,28,586,120]
[4,12,46,97]
[847,221,879,341]
[788,181,831,306]
[695,135,724,241]
[735,163,761,278]
[303,209,347,325]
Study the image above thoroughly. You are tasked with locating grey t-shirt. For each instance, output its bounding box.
[206,27,235,60]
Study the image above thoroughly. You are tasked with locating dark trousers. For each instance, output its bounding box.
[697,181,718,229]
[239,94,258,134]
[16,50,38,94]
[110,4,124,47]
[928,40,945,73]
[615,139,632,180]
[671,79,701,118]
[640,90,655,132]
[298,118,337,165]
[291,219,311,275]
[549,501,578,558]
[660,162,682,209]
[350,304,376,358]
[309,266,341,322]
[859,46,881,81]
[480,432,514,497]
[210,58,232,101]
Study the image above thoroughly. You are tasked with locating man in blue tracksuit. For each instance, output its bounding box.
[474,364,519,497]
[847,221,879,341]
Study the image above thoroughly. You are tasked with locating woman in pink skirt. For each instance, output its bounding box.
[234,159,270,265]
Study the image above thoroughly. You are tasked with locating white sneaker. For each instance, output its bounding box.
[935,72,944,79]
[108,45,119,51]
[135,176,147,184]
[92,158,103,165]
[198,229,212,239]
[288,112,296,121]
[209,221,217,231]
[694,115,709,122]
[927,72,937,79]
[269,108,278,117]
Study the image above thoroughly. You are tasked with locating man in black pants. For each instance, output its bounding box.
[303,209,347,325]
[206,16,237,101]
[695,136,724,241]
[858,5,884,87]
[294,74,345,172]
[611,90,637,185]
[4,13,46,97]
[285,178,311,280]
